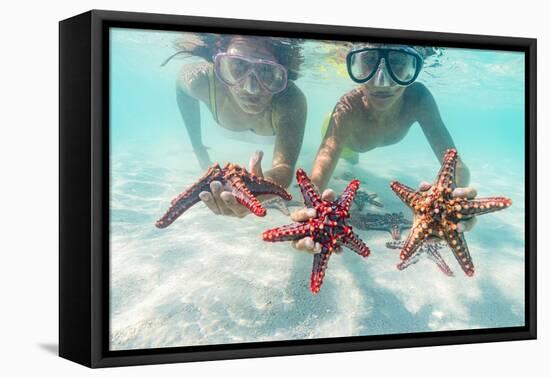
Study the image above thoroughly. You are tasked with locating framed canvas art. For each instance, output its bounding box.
[59,9,536,368]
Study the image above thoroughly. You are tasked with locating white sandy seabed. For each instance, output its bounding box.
[109,144,525,351]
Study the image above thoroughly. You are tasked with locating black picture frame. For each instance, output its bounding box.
[59,9,537,368]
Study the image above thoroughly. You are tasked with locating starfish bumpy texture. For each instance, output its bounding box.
[262,169,370,294]
[390,148,512,276]
[353,190,384,210]
[156,163,291,228]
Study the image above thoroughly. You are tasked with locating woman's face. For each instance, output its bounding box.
[224,38,278,114]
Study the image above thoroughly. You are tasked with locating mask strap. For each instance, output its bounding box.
[159,51,190,67]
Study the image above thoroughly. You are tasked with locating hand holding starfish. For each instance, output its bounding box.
[199,150,267,218]
[262,169,370,293]
[390,148,511,276]
[418,181,477,235]
[155,153,291,228]
[289,188,342,255]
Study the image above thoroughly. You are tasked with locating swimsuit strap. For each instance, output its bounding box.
[270,92,280,136]
[208,65,220,124]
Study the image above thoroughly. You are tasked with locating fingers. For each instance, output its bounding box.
[293,237,313,251]
[418,181,432,192]
[210,180,223,197]
[290,207,316,222]
[291,237,315,254]
[321,189,336,202]
[209,181,229,214]
[220,191,248,218]
[452,186,477,199]
[291,237,321,255]
[199,181,238,216]
[249,150,264,177]
[199,190,221,215]
[219,191,237,207]
[313,242,322,253]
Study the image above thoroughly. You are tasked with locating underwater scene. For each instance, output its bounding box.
[109,27,525,350]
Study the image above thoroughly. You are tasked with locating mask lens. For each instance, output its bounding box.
[387,51,418,84]
[217,55,251,85]
[349,50,380,82]
[255,62,287,93]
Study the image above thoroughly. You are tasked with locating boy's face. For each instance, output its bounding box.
[353,43,413,110]
[363,78,406,110]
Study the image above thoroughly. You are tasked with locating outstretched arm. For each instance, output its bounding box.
[310,106,352,191]
[414,83,470,186]
[176,63,212,170]
[196,85,307,219]
[265,84,307,188]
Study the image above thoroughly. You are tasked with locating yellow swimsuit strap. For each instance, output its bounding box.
[321,110,359,163]
[208,65,220,125]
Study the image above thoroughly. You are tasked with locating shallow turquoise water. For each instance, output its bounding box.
[109,28,525,350]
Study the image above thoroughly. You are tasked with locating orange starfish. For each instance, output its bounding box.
[390,149,512,276]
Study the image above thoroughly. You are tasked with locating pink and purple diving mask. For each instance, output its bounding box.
[213,53,288,94]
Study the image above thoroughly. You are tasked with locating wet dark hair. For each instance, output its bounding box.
[162,33,305,81]
[413,46,444,60]
[344,42,442,59]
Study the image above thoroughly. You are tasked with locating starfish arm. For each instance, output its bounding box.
[443,228,475,276]
[242,174,292,200]
[351,214,388,231]
[364,224,391,231]
[458,197,512,217]
[364,213,382,222]
[155,171,215,228]
[262,222,311,242]
[228,175,267,217]
[386,241,404,250]
[390,181,422,206]
[390,224,402,240]
[295,169,322,208]
[435,148,458,190]
[397,251,423,271]
[337,179,361,212]
[341,231,371,257]
[350,215,381,231]
[371,199,384,207]
[347,219,365,231]
[310,246,333,294]
[399,222,428,261]
[426,245,454,276]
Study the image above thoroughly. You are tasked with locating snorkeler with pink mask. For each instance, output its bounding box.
[165,34,307,218]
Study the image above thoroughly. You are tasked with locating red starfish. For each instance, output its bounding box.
[390,148,512,276]
[156,163,291,228]
[262,169,371,294]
